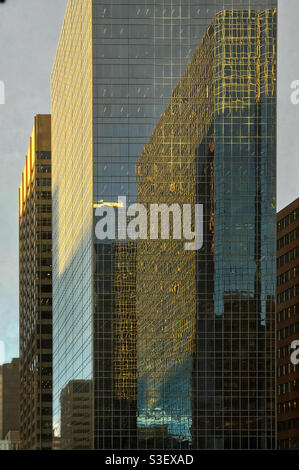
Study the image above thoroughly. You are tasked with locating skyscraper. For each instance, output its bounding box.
[277,198,299,450]
[0,358,20,441]
[19,115,52,450]
[52,0,277,449]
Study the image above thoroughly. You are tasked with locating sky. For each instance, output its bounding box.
[0,0,298,364]
[0,0,68,363]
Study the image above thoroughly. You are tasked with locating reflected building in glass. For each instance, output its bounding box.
[136,6,277,449]
[52,0,277,450]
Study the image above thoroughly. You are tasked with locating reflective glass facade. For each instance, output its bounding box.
[137,7,277,449]
[52,0,277,450]
[52,0,93,449]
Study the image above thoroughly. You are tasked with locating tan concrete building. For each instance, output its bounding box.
[19,115,52,450]
[0,358,20,441]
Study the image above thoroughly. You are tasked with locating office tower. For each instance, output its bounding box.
[19,115,52,450]
[60,380,93,450]
[277,198,299,450]
[137,7,277,449]
[52,0,276,449]
[0,358,20,441]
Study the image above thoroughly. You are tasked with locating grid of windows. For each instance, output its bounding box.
[277,208,299,233]
[51,0,93,447]
[278,322,299,341]
[18,116,52,450]
[277,381,299,395]
[277,285,299,305]
[136,5,276,450]
[277,198,299,450]
[278,362,298,378]
[278,401,299,414]
[277,267,299,287]
[277,228,299,251]
[52,0,277,450]
[278,304,299,323]
[277,247,299,269]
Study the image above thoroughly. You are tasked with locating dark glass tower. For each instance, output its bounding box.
[19,115,52,450]
[137,7,277,449]
[52,0,277,450]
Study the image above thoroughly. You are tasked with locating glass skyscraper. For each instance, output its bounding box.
[52,0,277,450]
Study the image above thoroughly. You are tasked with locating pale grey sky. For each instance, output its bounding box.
[0,0,68,363]
[0,0,298,363]
[277,0,299,210]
